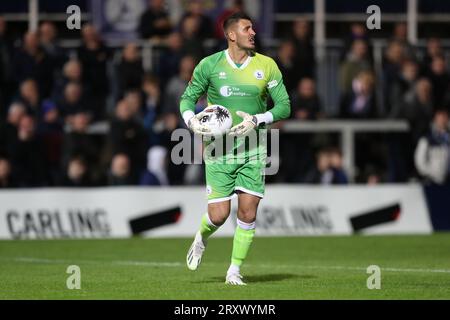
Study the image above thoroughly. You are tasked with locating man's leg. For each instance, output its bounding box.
[187,200,231,270]
[226,192,260,285]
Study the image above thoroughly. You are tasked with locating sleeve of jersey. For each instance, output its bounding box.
[267,60,291,121]
[179,58,210,115]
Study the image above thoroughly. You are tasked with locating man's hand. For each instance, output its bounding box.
[229,111,258,136]
[187,111,212,135]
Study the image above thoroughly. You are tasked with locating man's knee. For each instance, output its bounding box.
[237,193,260,223]
[208,201,230,226]
[237,207,257,223]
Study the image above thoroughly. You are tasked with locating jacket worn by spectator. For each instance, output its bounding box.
[415,124,450,184]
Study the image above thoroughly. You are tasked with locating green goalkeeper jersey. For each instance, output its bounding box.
[180,49,291,163]
[180,49,291,126]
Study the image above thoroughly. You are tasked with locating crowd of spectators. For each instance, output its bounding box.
[0,0,449,188]
[280,20,450,185]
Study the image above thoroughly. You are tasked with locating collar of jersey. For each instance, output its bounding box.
[225,49,252,70]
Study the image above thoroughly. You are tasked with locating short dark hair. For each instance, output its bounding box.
[222,11,252,35]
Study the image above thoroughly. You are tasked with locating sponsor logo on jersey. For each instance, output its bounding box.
[219,85,251,97]
[220,86,233,97]
[267,80,278,89]
[218,71,227,79]
[254,70,264,80]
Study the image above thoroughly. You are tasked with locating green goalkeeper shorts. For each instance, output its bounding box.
[205,156,266,203]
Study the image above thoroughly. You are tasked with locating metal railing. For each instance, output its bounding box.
[74,118,411,183]
[281,119,410,182]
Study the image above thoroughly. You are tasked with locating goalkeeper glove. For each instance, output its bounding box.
[228,111,258,136]
[183,110,212,135]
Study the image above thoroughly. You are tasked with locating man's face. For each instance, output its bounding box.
[434,111,449,130]
[230,19,256,50]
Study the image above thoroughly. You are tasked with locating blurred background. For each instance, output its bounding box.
[0,0,449,232]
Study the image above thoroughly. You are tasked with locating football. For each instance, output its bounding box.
[199,105,233,135]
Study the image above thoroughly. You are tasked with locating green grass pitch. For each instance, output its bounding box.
[1,234,449,299]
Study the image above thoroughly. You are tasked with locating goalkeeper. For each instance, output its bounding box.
[180,12,290,285]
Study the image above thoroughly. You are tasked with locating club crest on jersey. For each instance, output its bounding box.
[254,70,264,80]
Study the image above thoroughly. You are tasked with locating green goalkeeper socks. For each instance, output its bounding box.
[199,213,219,241]
[231,225,256,267]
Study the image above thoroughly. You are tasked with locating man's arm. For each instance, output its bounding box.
[180,58,212,134]
[262,59,291,124]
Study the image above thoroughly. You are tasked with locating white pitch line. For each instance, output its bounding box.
[4,257,183,268]
[112,261,182,267]
[4,257,450,274]
[255,264,450,274]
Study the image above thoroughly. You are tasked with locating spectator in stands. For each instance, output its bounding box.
[290,18,315,80]
[0,157,15,188]
[3,102,26,147]
[397,78,434,143]
[0,16,14,118]
[415,108,450,185]
[17,79,41,117]
[151,111,185,184]
[387,78,435,183]
[140,145,169,186]
[38,100,62,129]
[12,31,53,99]
[391,22,414,59]
[383,40,406,111]
[37,99,64,185]
[62,112,99,176]
[38,21,65,69]
[123,89,144,117]
[163,55,196,114]
[141,73,162,138]
[290,78,323,120]
[138,0,172,41]
[426,55,450,108]
[303,147,348,184]
[51,59,84,103]
[178,0,213,40]
[78,24,109,119]
[339,39,371,95]
[274,40,297,94]
[179,15,205,60]
[342,23,372,62]
[361,165,383,185]
[59,82,91,121]
[183,136,204,186]
[108,153,137,186]
[0,102,26,158]
[61,155,92,187]
[422,38,444,74]
[329,147,349,184]
[388,59,419,117]
[116,43,144,99]
[157,32,183,89]
[339,70,377,119]
[8,115,47,187]
[109,100,147,174]
[280,76,321,184]
[214,0,245,41]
